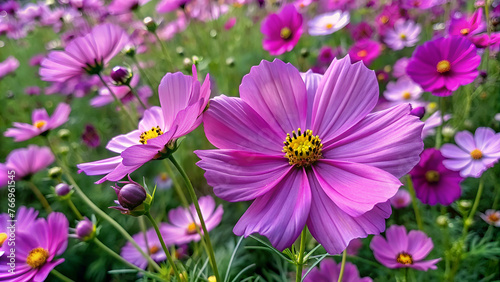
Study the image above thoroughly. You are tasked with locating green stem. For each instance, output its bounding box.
[28,181,52,213]
[463,177,485,237]
[337,250,347,282]
[126,84,148,109]
[435,97,445,149]
[131,56,158,94]
[169,155,220,282]
[296,227,308,282]
[93,238,165,280]
[50,269,74,282]
[97,73,136,127]
[153,31,173,66]
[66,198,83,220]
[406,175,424,230]
[145,212,181,281]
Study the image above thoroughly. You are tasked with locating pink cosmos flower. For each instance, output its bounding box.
[448,8,484,37]
[409,148,463,205]
[350,22,374,41]
[348,39,381,66]
[401,0,436,10]
[0,56,19,79]
[383,77,424,108]
[370,225,441,271]
[307,11,350,36]
[393,57,409,78]
[0,145,55,188]
[108,0,150,14]
[81,124,101,148]
[77,66,210,184]
[156,0,190,13]
[406,36,481,96]
[304,259,372,282]
[196,57,424,254]
[390,189,412,209]
[161,196,223,245]
[441,127,500,178]
[261,4,303,56]
[480,210,500,227]
[4,103,71,142]
[346,238,363,256]
[0,212,68,281]
[121,227,171,269]
[0,207,38,257]
[39,23,129,82]
[384,19,421,50]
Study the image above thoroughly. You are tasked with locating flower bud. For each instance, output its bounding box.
[143,17,157,32]
[123,45,136,57]
[55,183,71,197]
[76,217,96,241]
[118,183,146,209]
[436,215,449,227]
[410,107,426,119]
[58,129,71,140]
[300,48,309,58]
[110,66,132,85]
[225,57,235,67]
[442,126,456,139]
[48,167,63,179]
[458,200,472,210]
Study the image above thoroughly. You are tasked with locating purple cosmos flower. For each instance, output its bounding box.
[346,238,363,256]
[161,196,223,245]
[81,124,100,148]
[108,0,150,14]
[25,86,41,96]
[155,172,173,190]
[0,56,19,79]
[480,210,500,227]
[261,4,303,56]
[308,11,350,36]
[370,225,441,271]
[304,259,372,282]
[40,23,129,82]
[0,207,38,257]
[350,22,374,41]
[441,127,500,178]
[406,36,481,96]
[0,145,55,188]
[78,66,210,183]
[375,4,401,36]
[448,8,484,37]
[393,57,409,78]
[390,189,412,209]
[401,0,436,10]
[409,148,463,205]
[156,0,190,13]
[195,57,424,254]
[4,103,71,142]
[348,39,381,66]
[121,227,170,269]
[383,77,424,108]
[384,19,421,50]
[0,212,68,281]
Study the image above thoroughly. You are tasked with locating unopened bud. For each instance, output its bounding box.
[110,66,132,85]
[48,167,62,179]
[55,183,71,197]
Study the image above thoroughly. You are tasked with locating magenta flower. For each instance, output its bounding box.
[409,148,463,205]
[121,227,170,269]
[0,212,68,281]
[384,19,421,50]
[307,11,350,36]
[78,66,210,183]
[39,23,129,82]
[348,39,381,66]
[441,127,500,178]
[390,189,412,209]
[0,207,38,257]
[304,259,372,282]
[370,225,441,271]
[261,4,303,56]
[0,145,55,188]
[448,8,484,37]
[4,103,71,142]
[196,57,424,254]
[108,0,150,14]
[162,196,223,245]
[156,0,190,13]
[406,36,481,96]
[81,124,101,148]
[480,210,500,227]
[0,56,19,79]
[401,0,436,10]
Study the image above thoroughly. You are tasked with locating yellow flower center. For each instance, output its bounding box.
[280,27,292,40]
[186,222,198,234]
[436,60,451,74]
[34,120,47,129]
[402,91,411,100]
[283,129,323,167]
[0,233,7,247]
[160,172,168,181]
[425,170,440,183]
[26,247,49,269]
[460,28,470,35]
[325,23,334,29]
[400,33,407,40]
[208,276,217,282]
[377,73,386,81]
[149,245,160,254]
[380,15,389,24]
[470,149,483,160]
[139,126,163,144]
[357,50,368,58]
[396,252,413,265]
[488,213,499,223]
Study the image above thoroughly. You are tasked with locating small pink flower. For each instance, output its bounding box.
[0,56,19,79]
[480,210,500,227]
[261,4,303,56]
[307,10,350,36]
[390,189,412,209]
[304,258,372,282]
[348,39,381,66]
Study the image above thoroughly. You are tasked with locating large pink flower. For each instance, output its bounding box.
[261,4,303,56]
[196,57,424,254]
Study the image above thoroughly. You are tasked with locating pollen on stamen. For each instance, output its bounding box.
[26,247,49,269]
[139,126,163,144]
[470,148,483,160]
[282,128,323,167]
[396,252,413,265]
[34,120,47,129]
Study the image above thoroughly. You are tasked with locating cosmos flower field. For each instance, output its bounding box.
[1,0,500,281]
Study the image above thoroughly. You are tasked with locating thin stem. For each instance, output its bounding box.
[126,83,148,109]
[153,31,173,66]
[463,177,485,237]
[131,56,158,94]
[337,250,347,282]
[28,181,52,213]
[66,198,83,220]
[435,97,445,149]
[93,238,165,280]
[50,269,74,282]
[169,155,220,282]
[97,73,136,127]
[145,212,181,281]
[406,175,424,230]
[296,227,307,282]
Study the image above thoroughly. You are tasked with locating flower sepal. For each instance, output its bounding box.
[110,176,155,217]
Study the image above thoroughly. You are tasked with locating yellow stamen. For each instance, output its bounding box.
[208,276,217,282]
[160,173,168,181]
[402,91,411,100]
[26,247,49,268]
[470,149,483,160]
[460,28,470,35]
[280,27,292,40]
[396,252,413,265]
[425,170,440,183]
[34,120,47,129]
[400,33,407,39]
[380,15,389,24]
[0,233,7,247]
[357,50,368,58]
[149,245,159,254]
[139,126,163,144]
[283,129,323,167]
[186,222,198,234]
[487,213,499,223]
[436,60,451,74]
[325,23,334,29]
